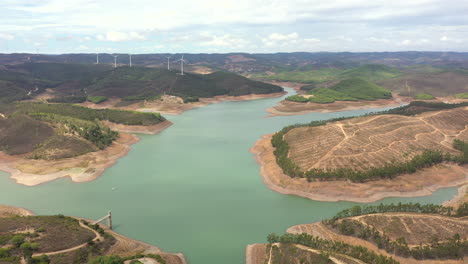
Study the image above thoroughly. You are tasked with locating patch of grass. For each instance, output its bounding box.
[454,93,468,99]
[308,87,359,101]
[87,96,108,104]
[331,78,392,100]
[414,93,435,100]
[285,95,309,103]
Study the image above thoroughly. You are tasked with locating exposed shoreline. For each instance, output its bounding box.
[81,92,287,116]
[0,120,172,186]
[0,205,187,264]
[250,134,468,203]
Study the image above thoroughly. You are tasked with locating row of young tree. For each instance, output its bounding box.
[266,232,399,264]
[329,218,467,260]
[324,202,468,222]
[271,108,468,182]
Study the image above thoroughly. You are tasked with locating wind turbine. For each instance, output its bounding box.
[177,55,187,75]
[129,54,132,67]
[165,55,171,70]
[113,55,118,68]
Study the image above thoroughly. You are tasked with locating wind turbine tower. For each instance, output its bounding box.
[113,55,118,68]
[129,54,132,67]
[177,55,186,75]
[166,56,171,70]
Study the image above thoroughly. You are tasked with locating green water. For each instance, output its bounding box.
[0,87,458,264]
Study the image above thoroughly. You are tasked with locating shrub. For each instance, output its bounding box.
[87,96,108,104]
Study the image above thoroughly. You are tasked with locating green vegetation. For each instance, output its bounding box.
[414,93,435,100]
[0,102,165,159]
[11,102,164,126]
[330,78,392,100]
[308,87,358,102]
[339,64,403,82]
[454,93,468,99]
[323,203,468,260]
[87,96,108,104]
[254,67,343,83]
[47,96,87,103]
[271,102,468,182]
[285,95,309,103]
[266,233,398,264]
[286,78,392,104]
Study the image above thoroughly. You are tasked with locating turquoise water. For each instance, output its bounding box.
[0,87,457,264]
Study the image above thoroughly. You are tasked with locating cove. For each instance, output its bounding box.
[0,87,458,264]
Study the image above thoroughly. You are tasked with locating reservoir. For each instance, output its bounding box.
[0,87,457,264]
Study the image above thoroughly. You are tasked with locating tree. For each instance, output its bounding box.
[10,235,25,247]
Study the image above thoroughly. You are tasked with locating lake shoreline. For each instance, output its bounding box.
[250,134,468,203]
[80,92,287,116]
[0,120,172,186]
[0,204,187,264]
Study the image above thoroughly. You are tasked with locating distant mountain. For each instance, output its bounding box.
[0,63,283,103]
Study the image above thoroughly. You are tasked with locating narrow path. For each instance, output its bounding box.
[32,221,102,257]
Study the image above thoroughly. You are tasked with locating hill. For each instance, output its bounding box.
[280,203,468,264]
[339,64,403,82]
[378,71,468,97]
[0,102,165,159]
[285,78,392,104]
[0,63,283,104]
[0,205,185,264]
[253,102,468,202]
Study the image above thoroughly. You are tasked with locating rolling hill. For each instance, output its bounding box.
[0,102,165,159]
[0,63,283,104]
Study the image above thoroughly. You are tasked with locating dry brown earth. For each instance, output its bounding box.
[287,213,467,264]
[285,107,468,171]
[251,107,468,202]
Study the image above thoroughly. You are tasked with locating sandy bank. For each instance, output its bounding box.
[267,97,406,117]
[0,133,140,186]
[287,221,466,264]
[245,244,268,264]
[250,134,468,203]
[81,92,287,116]
[0,204,34,217]
[0,120,173,186]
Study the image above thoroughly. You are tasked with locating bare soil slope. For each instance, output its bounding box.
[284,107,468,171]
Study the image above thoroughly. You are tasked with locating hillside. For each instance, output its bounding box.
[377,71,468,97]
[276,103,468,182]
[284,78,392,104]
[339,64,403,81]
[0,63,283,104]
[283,203,468,264]
[0,102,165,159]
[253,102,468,202]
[0,205,185,264]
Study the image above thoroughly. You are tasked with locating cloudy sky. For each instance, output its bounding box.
[1,0,467,54]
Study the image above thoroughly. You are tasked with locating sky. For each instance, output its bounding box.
[1,0,468,54]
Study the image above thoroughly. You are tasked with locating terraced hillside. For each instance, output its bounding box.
[0,205,185,264]
[284,106,468,172]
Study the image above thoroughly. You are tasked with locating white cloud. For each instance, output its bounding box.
[199,33,249,48]
[0,33,15,40]
[97,31,146,42]
[78,45,89,50]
